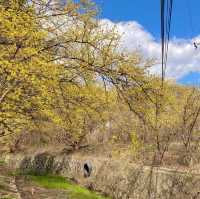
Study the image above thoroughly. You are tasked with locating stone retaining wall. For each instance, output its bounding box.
[4,152,200,199]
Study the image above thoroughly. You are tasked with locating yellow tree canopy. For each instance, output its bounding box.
[0,0,165,149]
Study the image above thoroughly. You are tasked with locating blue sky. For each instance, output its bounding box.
[94,0,200,39]
[92,0,200,85]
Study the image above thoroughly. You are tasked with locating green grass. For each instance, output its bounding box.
[29,175,110,199]
[0,160,6,166]
[1,197,16,199]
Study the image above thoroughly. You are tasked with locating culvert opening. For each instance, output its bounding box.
[83,162,92,177]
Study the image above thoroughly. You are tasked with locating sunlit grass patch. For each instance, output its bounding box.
[29,175,110,199]
[0,160,6,166]
[1,197,16,199]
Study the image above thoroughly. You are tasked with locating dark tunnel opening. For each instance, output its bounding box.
[83,162,92,177]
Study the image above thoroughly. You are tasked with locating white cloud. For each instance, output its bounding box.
[100,19,200,80]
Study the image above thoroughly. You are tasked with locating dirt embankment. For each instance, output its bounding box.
[0,162,71,199]
[0,163,21,199]
[4,151,200,199]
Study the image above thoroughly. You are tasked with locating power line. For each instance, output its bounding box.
[160,0,165,84]
[163,0,173,78]
[160,0,173,85]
